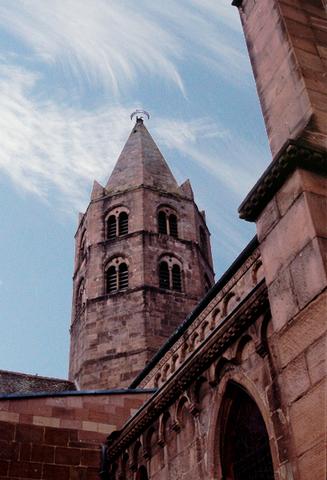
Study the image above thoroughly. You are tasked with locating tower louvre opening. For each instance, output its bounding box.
[159,261,170,289]
[107,266,117,293]
[107,215,117,240]
[119,263,129,290]
[119,212,129,236]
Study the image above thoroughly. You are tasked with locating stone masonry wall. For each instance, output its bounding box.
[238,0,327,155]
[70,183,214,390]
[255,167,327,480]
[0,391,152,479]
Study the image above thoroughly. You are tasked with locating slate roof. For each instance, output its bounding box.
[0,369,75,394]
[106,118,180,195]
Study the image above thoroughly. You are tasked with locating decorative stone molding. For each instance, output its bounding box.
[107,280,269,460]
[239,141,327,222]
[139,245,262,388]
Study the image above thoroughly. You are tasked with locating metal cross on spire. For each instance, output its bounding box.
[130,109,150,122]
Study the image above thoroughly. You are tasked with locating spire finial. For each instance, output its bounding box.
[130,109,150,123]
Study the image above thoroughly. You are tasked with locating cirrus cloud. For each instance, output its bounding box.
[0,0,246,95]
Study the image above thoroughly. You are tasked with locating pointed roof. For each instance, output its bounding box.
[106,119,179,194]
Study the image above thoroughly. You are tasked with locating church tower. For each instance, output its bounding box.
[69,115,214,390]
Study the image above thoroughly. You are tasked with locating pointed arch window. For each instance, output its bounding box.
[157,207,178,237]
[106,259,129,294]
[220,383,274,480]
[136,466,149,480]
[159,257,183,292]
[106,208,129,240]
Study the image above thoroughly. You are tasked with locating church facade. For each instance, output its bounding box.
[0,1,326,479]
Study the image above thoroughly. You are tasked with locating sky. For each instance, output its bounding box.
[0,0,272,380]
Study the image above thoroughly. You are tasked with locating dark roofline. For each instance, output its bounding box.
[0,388,156,401]
[0,369,73,383]
[130,235,259,388]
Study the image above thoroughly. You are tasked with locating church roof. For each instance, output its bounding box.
[106,118,180,195]
[0,369,75,394]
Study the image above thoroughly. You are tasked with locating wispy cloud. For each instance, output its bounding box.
[0,61,265,214]
[154,118,266,197]
[0,0,246,95]
[0,62,129,208]
[0,1,266,229]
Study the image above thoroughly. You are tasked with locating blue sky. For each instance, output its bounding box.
[0,1,271,379]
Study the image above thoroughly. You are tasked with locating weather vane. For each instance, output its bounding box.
[130,109,150,122]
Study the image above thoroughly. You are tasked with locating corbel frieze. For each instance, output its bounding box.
[239,142,327,221]
[107,280,268,460]
[140,247,262,387]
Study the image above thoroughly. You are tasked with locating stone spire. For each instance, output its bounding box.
[106,119,179,194]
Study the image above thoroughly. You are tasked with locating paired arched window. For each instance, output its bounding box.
[106,209,129,239]
[106,259,129,293]
[159,257,182,292]
[157,207,178,237]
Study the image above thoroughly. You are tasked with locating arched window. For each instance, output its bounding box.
[158,211,167,234]
[159,261,170,289]
[172,264,182,291]
[118,212,128,236]
[157,207,178,237]
[200,225,208,258]
[159,257,183,292]
[118,263,128,290]
[107,215,117,240]
[136,466,149,480]
[106,208,129,239]
[221,383,274,480]
[106,266,117,293]
[169,214,178,237]
[106,259,129,294]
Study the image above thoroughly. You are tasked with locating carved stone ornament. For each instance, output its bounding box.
[238,141,327,222]
[107,280,269,460]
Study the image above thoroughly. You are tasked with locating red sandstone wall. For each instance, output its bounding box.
[70,183,214,390]
[0,392,151,479]
[239,0,327,155]
[255,168,327,480]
